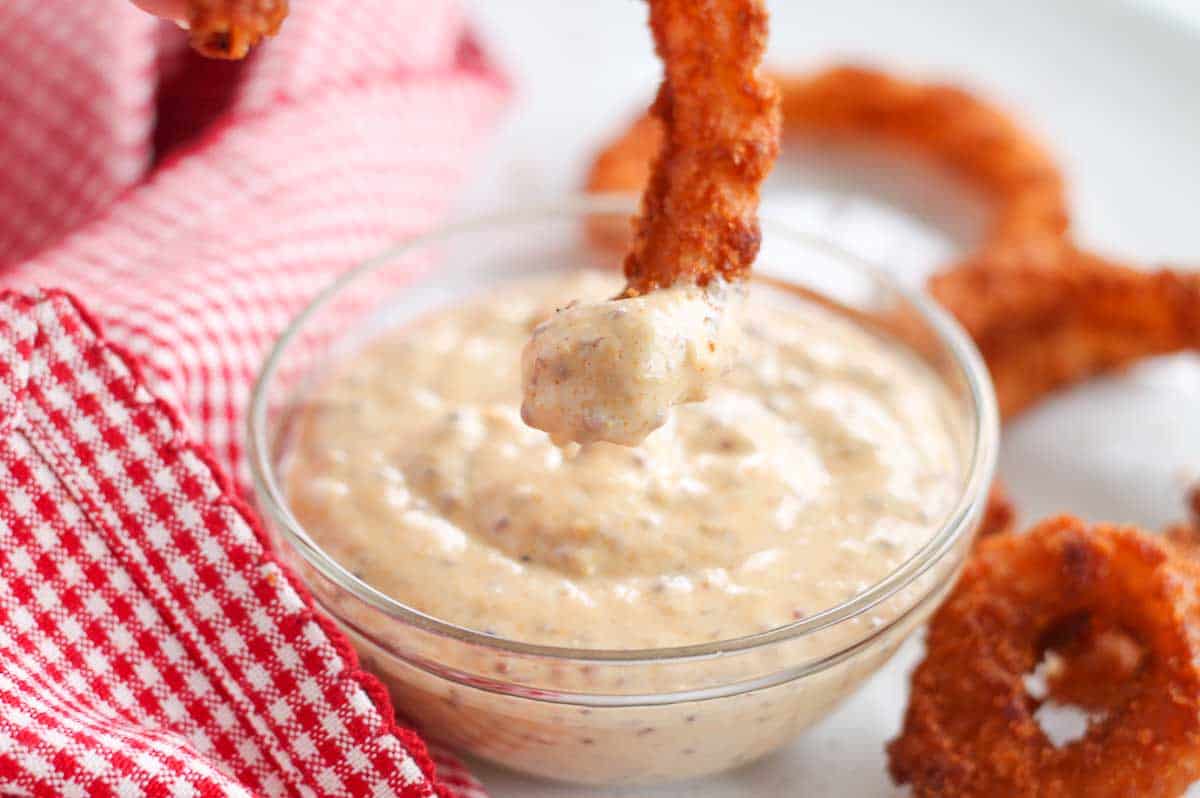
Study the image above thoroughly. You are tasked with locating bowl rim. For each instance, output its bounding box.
[247,193,999,666]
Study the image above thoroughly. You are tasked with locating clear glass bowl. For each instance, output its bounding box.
[248,195,999,785]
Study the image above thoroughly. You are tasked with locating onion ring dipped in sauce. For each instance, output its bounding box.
[520,0,781,446]
[930,246,1200,418]
[588,66,1069,256]
[585,65,1200,421]
[887,516,1200,798]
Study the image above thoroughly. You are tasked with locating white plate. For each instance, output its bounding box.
[456,1,1200,795]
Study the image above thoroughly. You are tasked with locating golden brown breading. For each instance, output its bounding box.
[620,0,781,295]
[586,65,1200,418]
[186,0,288,59]
[772,66,1068,249]
[888,516,1200,797]
[1040,623,1146,712]
[589,65,1068,260]
[931,244,1200,417]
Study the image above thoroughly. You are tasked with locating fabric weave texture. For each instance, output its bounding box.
[0,1,509,795]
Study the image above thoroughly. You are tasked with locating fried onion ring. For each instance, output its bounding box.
[887,516,1200,797]
[932,245,1200,417]
[588,65,1068,263]
[620,0,781,295]
[586,66,1200,419]
[518,0,780,447]
[1042,483,1200,711]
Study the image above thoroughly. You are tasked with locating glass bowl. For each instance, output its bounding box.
[248,195,999,785]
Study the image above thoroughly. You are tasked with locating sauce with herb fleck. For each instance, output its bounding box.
[285,271,961,648]
[521,279,742,446]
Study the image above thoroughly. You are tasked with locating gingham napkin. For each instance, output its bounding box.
[0,1,508,795]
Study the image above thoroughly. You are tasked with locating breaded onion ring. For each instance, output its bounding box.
[589,65,1068,261]
[587,66,1200,419]
[887,516,1200,797]
[772,67,1068,248]
[518,0,780,447]
[621,0,781,295]
[188,0,287,59]
[931,245,1200,417]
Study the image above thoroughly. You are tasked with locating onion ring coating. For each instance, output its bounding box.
[621,0,781,295]
[586,65,1200,419]
[590,65,1068,260]
[888,516,1200,797]
[931,244,1200,417]
[772,66,1069,248]
[186,0,288,59]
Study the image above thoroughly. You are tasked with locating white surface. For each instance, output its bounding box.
[453,1,1200,795]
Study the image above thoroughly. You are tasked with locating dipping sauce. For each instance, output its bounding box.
[285,271,962,649]
[521,279,742,446]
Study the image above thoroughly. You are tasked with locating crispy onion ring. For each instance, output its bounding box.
[930,245,1200,417]
[772,68,1068,247]
[588,65,1068,262]
[620,0,781,295]
[517,0,779,447]
[586,65,1200,418]
[887,516,1200,797]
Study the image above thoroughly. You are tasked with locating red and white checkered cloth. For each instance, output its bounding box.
[0,1,509,795]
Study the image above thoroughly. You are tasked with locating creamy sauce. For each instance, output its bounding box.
[521,281,742,446]
[285,271,962,649]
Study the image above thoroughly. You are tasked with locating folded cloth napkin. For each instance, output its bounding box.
[0,1,508,795]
